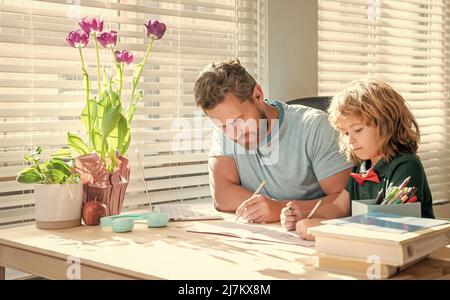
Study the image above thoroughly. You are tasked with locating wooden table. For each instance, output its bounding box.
[0,217,449,280]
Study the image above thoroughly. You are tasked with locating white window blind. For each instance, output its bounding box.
[0,0,267,228]
[318,0,450,201]
[446,1,450,135]
[318,0,450,203]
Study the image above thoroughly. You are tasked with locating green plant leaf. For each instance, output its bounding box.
[50,168,66,184]
[106,148,117,173]
[126,89,143,125]
[34,146,43,155]
[107,114,129,155]
[96,92,109,132]
[24,146,42,165]
[16,167,43,184]
[50,149,72,159]
[81,97,98,135]
[17,147,80,184]
[67,132,89,156]
[101,103,122,139]
[119,130,131,156]
[110,89,120,107]
[24,153,37,165]
[92,129,108,155]
[49,158,72,177]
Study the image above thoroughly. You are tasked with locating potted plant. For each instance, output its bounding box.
[16,147,83,229]
[65,17,166,217]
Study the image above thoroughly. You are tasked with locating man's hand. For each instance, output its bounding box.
[280,201,304,231]
[235,194,284,223]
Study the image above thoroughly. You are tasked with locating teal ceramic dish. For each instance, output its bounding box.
[112,218,134,233]
[100,213,150,232]
[147,212,169,228]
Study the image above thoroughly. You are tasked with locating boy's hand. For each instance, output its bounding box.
[280,201,303,231]
[296,218,324,241]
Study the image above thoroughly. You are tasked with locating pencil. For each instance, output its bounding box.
[235,180,266,222]
[306,199,323,219]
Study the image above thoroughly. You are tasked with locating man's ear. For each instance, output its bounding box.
[253,84,264,103]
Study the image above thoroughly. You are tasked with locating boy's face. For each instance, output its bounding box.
[338,114,380,163]
[205,86,267,150]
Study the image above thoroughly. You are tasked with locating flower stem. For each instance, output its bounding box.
[120,62,124,98]
[78,47,93,148]
[110,47,122,98]
[130,39,154,105]
[94,36,102,95]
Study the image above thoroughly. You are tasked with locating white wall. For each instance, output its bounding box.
[267,0,318,101]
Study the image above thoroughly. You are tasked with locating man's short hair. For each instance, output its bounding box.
[194,58,257,110]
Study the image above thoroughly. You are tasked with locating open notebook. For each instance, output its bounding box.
[187,220,315,247]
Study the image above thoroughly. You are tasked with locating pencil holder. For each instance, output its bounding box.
[352,199,421,217]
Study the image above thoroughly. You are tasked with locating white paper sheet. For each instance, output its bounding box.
[187,220,315,247]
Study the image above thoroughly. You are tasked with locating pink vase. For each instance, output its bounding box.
[74,153,130,216]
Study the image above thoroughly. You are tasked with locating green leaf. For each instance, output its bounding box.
[24,146,42,165]
[110,89,120,107]
[81,98,98,135]
[24,154,37,165]
[34,146,43,155]
[92,129,108,155]
[67,132,89,156]
[119,131,131,157]
[107,114,129,155]
[50,149,72,159]
[39,161,49,171]
[101,103,122,139]
[49,168,66,184]
[95,92,109,131]
[106,148,117,173]
[17,147,80,184]
[16,167,44,184]
[117,115,130,155]
[48,158,72,177]
[126,90,143,125]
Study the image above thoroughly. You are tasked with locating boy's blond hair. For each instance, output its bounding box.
[328,80,420,165]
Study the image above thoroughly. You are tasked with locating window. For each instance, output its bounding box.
[0,0,267,228]
[318,0,450,203]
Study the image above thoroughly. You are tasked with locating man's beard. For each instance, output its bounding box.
[241,108,268,150]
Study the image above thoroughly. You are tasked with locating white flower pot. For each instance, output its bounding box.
[34,183,83,229]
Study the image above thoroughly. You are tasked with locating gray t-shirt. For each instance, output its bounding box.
[209,100,351,201]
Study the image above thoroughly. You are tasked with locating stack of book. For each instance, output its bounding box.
[308,212,450,279]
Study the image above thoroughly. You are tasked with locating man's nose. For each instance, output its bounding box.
[224,125,239,140]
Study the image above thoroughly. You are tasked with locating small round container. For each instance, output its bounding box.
[112,218,134,233]
[147,212,169,228]
[100,216,114,228]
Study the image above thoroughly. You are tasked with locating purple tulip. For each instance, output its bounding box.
[79,16,104,35]
[144,20,166,40]
[115,50,134,65]
[66,29,89,48]
[97,30,118,48]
